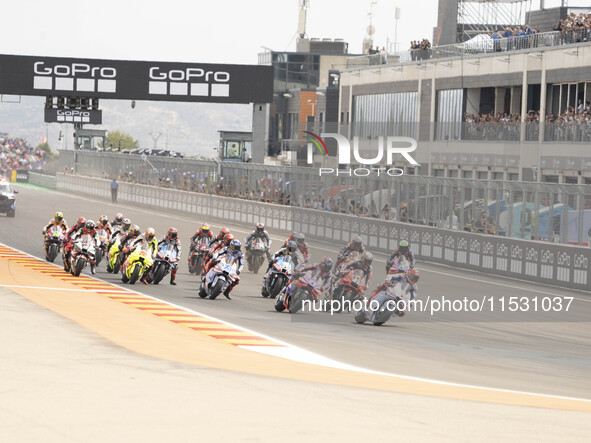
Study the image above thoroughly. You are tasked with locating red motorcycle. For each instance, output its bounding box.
[330,267,366,313]
[188,237,210,275]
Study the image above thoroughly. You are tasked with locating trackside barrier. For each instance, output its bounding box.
[28,172,57,189]
[56,173,590,291]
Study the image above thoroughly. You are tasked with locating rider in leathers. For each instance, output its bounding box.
[279,257,334,302]
[332,251,373,298]
[245,223,272,261]
[385,240,416,272]
[282,232,310,263]
[69,220,99,274]
[367,269,420,317]
[157,228,182,285]
[335,235,365,270]
[207,240,244,300]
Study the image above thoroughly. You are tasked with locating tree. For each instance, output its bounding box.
[104,130,139,151]
[36,142,52,155]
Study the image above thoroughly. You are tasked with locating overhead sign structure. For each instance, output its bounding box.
[44,108,102,124]
[0,54,274,104]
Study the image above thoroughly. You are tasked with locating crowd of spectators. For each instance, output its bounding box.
[409,39,431,60]
[553,12,591,43]
[0,136,46,178]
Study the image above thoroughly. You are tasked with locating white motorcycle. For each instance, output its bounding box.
[198,256,239,300]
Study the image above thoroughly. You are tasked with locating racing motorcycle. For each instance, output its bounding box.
[146,243,178,284]
[246,238,267,274]
[106,233,128,274]
[330,266,366,313]
[121,244,154,285]
[188,237,209,275]
[261,255,294,299]
[94,227,110,266]
[68,234,96,277]
[44,225,64,262]
[355,272,417,326]
[275,267,325,314]
[198,256,240,300]
[333,250,362,275]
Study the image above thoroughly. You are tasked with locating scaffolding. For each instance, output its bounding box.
[457,0,532,42]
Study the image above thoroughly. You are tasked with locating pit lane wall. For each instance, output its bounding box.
[56,173,590,292]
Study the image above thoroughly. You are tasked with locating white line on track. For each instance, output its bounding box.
[2,240,591,404]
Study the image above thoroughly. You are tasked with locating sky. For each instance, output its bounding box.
[0,0,574,156]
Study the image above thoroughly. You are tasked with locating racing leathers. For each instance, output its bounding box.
[245,229,272,260]
[191,229,214,251]
[332,260,372,297]
[63,223,86,271]
[43,219,68,257]
[281,238,310,263]
[386,247,416,272]
[284,263,332,298]
[68,227,99,273]
[335,241,365,269]
[265,246,301,276]
[207,248,244,299]
[368,273,418,317]
[157,235,182,284]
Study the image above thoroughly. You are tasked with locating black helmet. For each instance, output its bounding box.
[130,225,140,237]
[286,241,297,254]
[320,257,333,272]
[85,220,95,231]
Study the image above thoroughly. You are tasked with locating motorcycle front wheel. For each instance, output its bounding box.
[209,279,225,300]
[152,263,167,284]
[47,244,58,262]
[73,257,86,277]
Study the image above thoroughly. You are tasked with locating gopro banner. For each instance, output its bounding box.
[0,54,274,104]
[44,108,102,124]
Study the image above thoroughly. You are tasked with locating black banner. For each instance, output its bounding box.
[0,54,274,104]
[44,108,102,124]
[16,170,29,183]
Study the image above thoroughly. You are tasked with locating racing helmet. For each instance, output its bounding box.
[121,218,131,231]
[77,217,87,227]
[230,239,241,252]
[99,215,109,226]
[219,227,230,239]
[407,268,420,284]
[294,232,305,245]
[130,225,140,237]
[167,227,178,239]
[200,223,210,234]
[256,223,265,232]
[351,235,363,248]
[114,213,123,224]
[224,233,235,245]
[399,240,409,253]
[54,211,64,223]
[85,220,95,231]
[145,228,156,241]
[320,257,333,272]
[286,241,297,254]
[362,251,373,267]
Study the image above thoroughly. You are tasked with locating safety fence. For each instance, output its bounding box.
[28,172,57,189]
[58,151,591,246]
[56,173,590,291]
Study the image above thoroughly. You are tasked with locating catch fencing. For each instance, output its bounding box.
[56,173,590,291]
[59,151,591,246]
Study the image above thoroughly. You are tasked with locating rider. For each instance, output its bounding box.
[190,223,214,249]
[284,257,334,297]
[118,224,142,265]
[156,228,182,285]
[385,240,416,272]
[108,218,131,250]
[245,223,272,261]
[130,227,158,258]
[70,220,99,274]
[203,233,234,275]
[335,235,365,269]
[43,211,69,235]
[43,212,69,258]
[63,217,86,271]
[206,239,244,300]
[282,232,310,263]
[368,269,420,317]
[206,227,230,259]
[265,241,299,274]
[333,251,373,296]
[97,215,113,237]
[111,213,124,228]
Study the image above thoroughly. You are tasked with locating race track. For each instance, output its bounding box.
[3,184,591,400]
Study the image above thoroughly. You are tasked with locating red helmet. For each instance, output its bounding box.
[145,228,156,241]
[167,227,178,239]
[223,233,235,245]
[77,217,86,227]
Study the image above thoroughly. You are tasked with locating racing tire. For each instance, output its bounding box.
[289,290,305,314]
[106,263,113,273]
[129,265,142,285]
[113,259,121,275]
[209,279,225,300]
[354,311,367,324]
[73,258,85,277]
[274,297,286,312]
[95,249,103,266]
[269,275,285,299]
[153,263,167,285]
[47,244,58,263]
[198,285,207,298]
[121,271,129,283]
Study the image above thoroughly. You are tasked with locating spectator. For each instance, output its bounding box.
[399,202,409,223]
[110,178,119,203]
[0,136,46,179]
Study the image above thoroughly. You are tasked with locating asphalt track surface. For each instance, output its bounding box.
[3,184,591,400]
